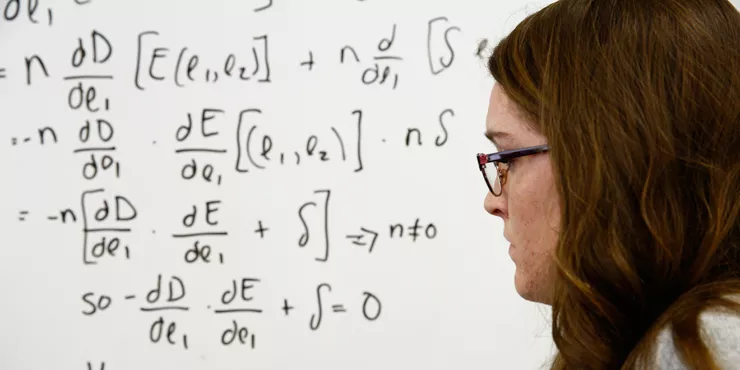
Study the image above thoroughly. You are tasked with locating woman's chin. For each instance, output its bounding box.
[514,270,548,304]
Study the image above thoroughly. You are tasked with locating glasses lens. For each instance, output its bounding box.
[484,163,502,195]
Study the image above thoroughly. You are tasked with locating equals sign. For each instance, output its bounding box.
[18,210,28,221]
[0,68,6,79]
[332,304,347,313]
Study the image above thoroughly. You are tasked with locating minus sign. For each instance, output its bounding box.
[125,295,136,299]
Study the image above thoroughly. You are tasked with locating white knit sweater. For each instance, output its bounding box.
[650,298,740,369]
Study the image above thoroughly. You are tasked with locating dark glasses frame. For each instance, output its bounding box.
[476,144,550,196]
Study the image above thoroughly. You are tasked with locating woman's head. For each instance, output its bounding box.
[483,0,740,368]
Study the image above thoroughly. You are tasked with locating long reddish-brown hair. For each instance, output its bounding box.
[487,0,740,368]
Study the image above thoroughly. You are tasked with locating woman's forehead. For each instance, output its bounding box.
[487,86,527,146]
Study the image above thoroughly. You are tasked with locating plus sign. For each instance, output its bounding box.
[255,220,269,238]
[282,299,294,316]
[300,51,315,71]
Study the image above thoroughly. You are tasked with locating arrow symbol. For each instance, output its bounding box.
[346,227,379,253]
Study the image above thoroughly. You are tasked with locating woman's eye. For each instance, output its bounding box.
[505,158,515,169]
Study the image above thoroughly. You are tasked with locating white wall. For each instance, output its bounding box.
[6,0,730,369]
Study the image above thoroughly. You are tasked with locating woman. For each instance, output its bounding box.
[477,0,740,368]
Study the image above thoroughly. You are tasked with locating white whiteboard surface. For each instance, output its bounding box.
[0,1,560,369]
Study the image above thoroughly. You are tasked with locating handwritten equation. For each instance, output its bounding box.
[81,276,383,348]
[18,187,437,265]
[0,0,494,369]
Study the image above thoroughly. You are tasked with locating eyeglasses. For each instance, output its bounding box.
[476,144,550,196]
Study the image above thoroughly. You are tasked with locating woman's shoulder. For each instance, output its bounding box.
[651,294,740,369]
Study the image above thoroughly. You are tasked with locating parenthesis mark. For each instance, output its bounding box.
[247,125,266,170]
[254,0,273,12]
[47,8,53,26]
[175,47,187,87]
[236,108,263,173]
[331,127,347,161]
[251,48,259,77]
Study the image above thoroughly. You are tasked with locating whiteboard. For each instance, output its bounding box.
[0,1,562,369]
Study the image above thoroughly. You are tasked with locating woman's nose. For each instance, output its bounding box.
[484,190,506,218]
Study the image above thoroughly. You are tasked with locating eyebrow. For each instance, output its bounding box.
[484,130,515,148]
